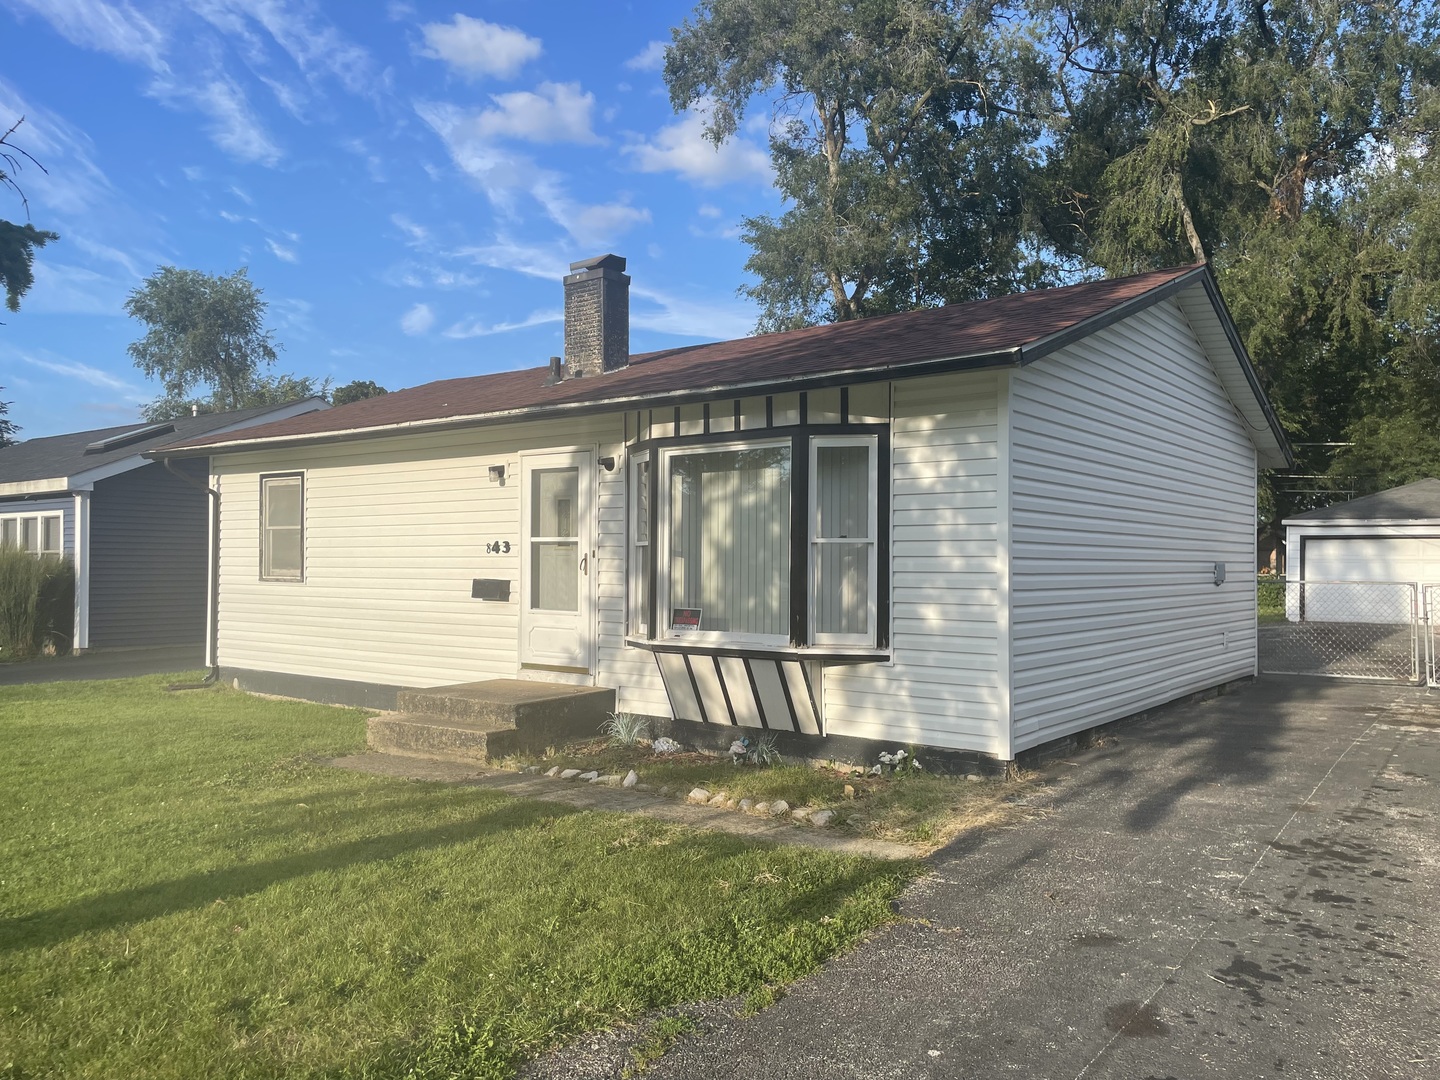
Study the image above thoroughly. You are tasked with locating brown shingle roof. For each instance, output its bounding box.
[162,265,1206,454]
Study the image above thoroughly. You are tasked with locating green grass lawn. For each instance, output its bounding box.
[0,677,917,1080]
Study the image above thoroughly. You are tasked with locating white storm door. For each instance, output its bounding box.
[519,451,594,672]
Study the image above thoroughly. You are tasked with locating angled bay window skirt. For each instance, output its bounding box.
[653,651,823,735]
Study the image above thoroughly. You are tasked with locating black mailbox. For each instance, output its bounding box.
[471,578,511,601]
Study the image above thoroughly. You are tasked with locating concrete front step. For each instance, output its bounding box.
[370,679,615,763]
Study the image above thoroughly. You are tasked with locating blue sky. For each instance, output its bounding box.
[0,1,782,438]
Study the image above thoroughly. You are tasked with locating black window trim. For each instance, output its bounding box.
[626,422,890,654]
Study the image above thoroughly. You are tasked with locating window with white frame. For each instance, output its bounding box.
[0,512,63,555]
[260,474,304,581]
[630,430,884,650]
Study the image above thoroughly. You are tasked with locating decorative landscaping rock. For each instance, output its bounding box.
[790,807,811,821]
[635,782,651,792]
[651,737,682,754]
[560,769,582,780]
[525,765,542,774]
[738,798,754,813]
[770,800,790,816]
[578,771,600,782]
[843,784,856,799]
[965,773,982,782]
[707,793,728,807]
[753,802,771,815]
[687,787,712,804]
[657,786,672,797]
[595,774,623,786]
[544,766,561,778]
[869,765,883,776]
[723,798,738,809]
[809,810,835,827]
[622,770,639,788]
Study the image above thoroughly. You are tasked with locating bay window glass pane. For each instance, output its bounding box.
[631,458,651,635]
[42,517,61,554]
[21,517,37,552]
[2,519,16,547]
[815,445,870,538]
[533,469,578,537]
[532,541,578,610]
[669,446,789,636]
[635,460,650,545]
[816,543,869,635]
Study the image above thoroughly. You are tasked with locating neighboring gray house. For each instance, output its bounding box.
[0,400,327,652]
[158,258,1292,761]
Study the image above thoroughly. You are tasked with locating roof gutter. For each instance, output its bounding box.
[147,346,1023,459]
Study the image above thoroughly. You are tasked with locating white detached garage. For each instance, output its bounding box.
[1284,479,1440,624]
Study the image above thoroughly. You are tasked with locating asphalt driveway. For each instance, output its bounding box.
[0,645,205,685]
[649,676,1440,1079]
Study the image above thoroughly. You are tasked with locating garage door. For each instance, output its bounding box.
[1298,537,1440,625]
[1304,537,1440,584]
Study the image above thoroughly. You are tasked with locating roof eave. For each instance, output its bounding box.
[150,346,1024,458]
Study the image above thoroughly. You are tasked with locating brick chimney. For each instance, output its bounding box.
[563,254,629,378]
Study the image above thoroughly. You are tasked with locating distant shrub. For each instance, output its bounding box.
[0,549,74,659]
[1257,574,1285,619]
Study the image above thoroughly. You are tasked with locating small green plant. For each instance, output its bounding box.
[750,733,782,767]
[623,1015,695,1076]
[601,711,651,748]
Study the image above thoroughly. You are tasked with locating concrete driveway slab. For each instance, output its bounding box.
[646,676,1440,1080]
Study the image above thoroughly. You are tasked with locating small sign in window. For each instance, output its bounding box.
[670,607,702,632]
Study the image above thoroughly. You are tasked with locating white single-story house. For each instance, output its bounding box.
[155,256,1291,760]
[1283,479,1440,624]
[0,400,327,651]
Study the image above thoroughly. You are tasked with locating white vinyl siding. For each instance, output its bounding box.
[213,414,669,714]
[1008,298,1258,752]
[822,370,1007,755]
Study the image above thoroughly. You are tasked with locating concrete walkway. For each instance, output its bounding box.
[0,645,205,685]
[641,676,1440,1080]
[328,751,921,860]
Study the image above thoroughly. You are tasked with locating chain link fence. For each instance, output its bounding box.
[1258,579,1420,682]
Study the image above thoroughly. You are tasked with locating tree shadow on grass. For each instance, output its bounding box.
[0,796,580,954]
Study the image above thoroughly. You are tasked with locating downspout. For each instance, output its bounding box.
[162,457,221,683]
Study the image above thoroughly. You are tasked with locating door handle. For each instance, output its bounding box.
[580,553,588,576]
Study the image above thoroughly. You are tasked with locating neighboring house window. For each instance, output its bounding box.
[0,513,62,555]
[629,452,651,636]
[636,430,885,651]
[260,474,304,581]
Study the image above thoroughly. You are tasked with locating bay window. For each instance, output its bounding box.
[629,426,886,653]
[0,513,62,555]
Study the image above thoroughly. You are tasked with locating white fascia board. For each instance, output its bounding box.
[0,477,72,497]
[1173,284,1290,470]
[68,453,154,488]
[1283,519,1440,530]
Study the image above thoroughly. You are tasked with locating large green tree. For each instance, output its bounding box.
[666,0,1053,331]
[0,386,18,447]
[125,266,282,416]
[0,118,58,314]
[331,379,389,406]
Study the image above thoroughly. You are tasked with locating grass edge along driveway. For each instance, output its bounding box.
[0,676,918,1080]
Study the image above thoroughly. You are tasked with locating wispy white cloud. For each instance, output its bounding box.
[21,262,130,316]
[631,283,753,341]
[265,237,298,262]
[148,70,282,165]
[418,14,541,79]
[626,108,771,187]
[391,213,430,247]
[623,40,667,72]
[0,78,113,216]
[400,301,435,335]
[451,237,568,281]
[442,308,560,339]
[4,0,169,71]
[181,164,205,181]
[202,0,376,98]
[417,101,649,245]
[384,260,483,290]
[23,354,138,394]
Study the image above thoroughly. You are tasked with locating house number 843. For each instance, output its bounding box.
[485,541,512,554]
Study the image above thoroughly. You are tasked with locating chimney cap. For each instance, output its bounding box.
[568,253,626,274]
